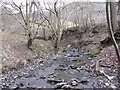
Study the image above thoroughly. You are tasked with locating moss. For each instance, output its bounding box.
[90,49,101,56]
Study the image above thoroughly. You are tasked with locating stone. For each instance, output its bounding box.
[72,59,78,62]
[71,80,78,86]
[56,82,67,88]
[69,64,77,69]
[71,78,80,83]
[14,76,18,79]
[66,53,72,57]
[80,77,89,85]
[10,84,19,89]
[47,78,62,84]
[40,76,46,79]
[67,44,71,48]
[62,84,72,89]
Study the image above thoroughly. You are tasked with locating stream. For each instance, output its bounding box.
[0,46,118,89]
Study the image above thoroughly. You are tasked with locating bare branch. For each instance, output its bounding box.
[2,5,27,30]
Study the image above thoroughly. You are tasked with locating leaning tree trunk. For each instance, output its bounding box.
[118,0,120,27]
[106,1,120,63]
[106,1,120,87]
[110,1,119,31]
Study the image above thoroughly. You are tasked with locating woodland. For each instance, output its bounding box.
[0,0,120,89]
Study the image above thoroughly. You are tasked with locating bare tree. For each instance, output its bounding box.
[110,1,119,31]
[118,0,120,27]
[35,0,68,53]
[2,0,45,50]
[106,1,120,63]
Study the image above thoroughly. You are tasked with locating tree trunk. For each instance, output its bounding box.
[110,2,119,31]
[27,33,33,50]
[106,1,120,87]
[27,38,33,47]
[106,2,120,63]
[53,37,59,54]
[118,0,120,27]
[43,28,46,40]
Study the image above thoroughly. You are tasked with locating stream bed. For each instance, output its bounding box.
[0,46,118,89]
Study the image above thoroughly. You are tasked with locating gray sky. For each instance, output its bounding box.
[10,0,118,6]
[4,0,118,10]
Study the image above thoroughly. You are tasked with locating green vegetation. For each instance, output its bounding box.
[30,43,45,57]
[2,65,16,73]
[90,49,101,56]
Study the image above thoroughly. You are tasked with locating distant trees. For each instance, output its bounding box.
[106,1,120,63]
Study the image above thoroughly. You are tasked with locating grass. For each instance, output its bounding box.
[90,49,101,56]
[2,65,17,73]
[30,43,45,57]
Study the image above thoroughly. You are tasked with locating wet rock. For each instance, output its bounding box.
[88,57,92,60]
[80,77,89,85]
[13,76,18,79]
[79,55,84,57]
[40,76,46,79]
[67,44,71,48]
[48,73,58,78]
[55,65,67,71]
[80,80,89,85]
[19,82,25,87]
[2,83,6,86]
[25,74,33,78]
[66,53,72,57]
[69,64,77,69]
[73,54,80,57]
[53,57,57,61]
[62,84,72,89]
[55,82,67,88]
[37,60,44,64]
[10,84,19,89]
[47,78,62,84]
[71,80,78,86]
[72,59,78,62]
[71,78,80,83]
[11,80,14,83]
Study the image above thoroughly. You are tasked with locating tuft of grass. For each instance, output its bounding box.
[2,65,17,73]
[90,49,101,56]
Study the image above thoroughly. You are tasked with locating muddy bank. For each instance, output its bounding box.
[0,46,118,89]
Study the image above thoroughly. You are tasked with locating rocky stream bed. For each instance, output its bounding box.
[0,46,119,89]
